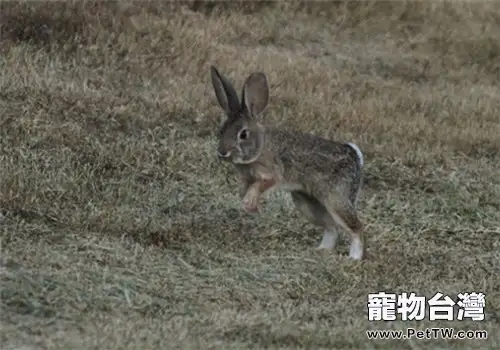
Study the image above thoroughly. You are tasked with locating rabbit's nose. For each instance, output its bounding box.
[218,150,232,158]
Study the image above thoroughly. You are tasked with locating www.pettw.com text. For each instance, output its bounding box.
[366,328,488,340]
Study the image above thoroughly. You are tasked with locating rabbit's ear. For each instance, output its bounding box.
[210,66,240,115]
[241,72,269,117]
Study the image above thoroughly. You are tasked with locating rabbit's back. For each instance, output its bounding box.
[266,127,362,202]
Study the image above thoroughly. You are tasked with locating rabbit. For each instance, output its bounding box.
[210,66,366,260]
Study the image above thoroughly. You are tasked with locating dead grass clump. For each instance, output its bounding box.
[186,0,276,15]
[1,1,115,49]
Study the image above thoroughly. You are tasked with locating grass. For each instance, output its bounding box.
[1,1,499,349]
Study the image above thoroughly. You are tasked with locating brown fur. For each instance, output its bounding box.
[210,66,366,260]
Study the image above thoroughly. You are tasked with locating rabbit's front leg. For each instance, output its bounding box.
[242,182,261,213]
[239,181,250,199]
[242,177,277,214]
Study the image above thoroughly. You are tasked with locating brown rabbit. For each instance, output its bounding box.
[210,66,366,260]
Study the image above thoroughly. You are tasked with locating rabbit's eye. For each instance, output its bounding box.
[239,129,248,140]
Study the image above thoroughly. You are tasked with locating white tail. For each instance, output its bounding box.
[347,143,364,168]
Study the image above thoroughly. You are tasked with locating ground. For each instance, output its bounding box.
[1,1,499,349]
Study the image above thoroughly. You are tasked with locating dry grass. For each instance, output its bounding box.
[1,1,499,349]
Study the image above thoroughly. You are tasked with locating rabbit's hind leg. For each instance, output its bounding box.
[305,185,364,260]
[324,197,364,260]
[290,191,340,250]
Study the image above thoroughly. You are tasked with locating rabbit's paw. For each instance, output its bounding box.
[242,191,260,214]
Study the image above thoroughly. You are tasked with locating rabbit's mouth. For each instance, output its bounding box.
[217,150,233,161]
[232,152,260,165]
